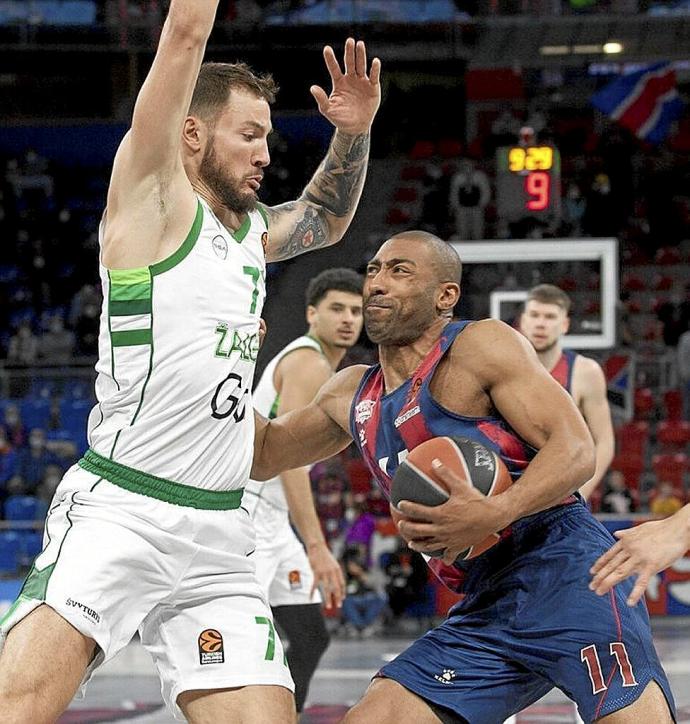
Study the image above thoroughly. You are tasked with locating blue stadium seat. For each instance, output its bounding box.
[4,495,46,522]
[20,398,51,429]
[0,531,21,575]
[17,530,44,566]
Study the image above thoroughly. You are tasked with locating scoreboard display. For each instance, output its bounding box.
[496,145,561,224]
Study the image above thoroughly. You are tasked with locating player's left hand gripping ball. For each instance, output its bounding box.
[310,38,381,136]
[390,437,512,565]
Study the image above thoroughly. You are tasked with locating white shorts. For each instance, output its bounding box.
[251,500,322,608]
[0,462,294,720]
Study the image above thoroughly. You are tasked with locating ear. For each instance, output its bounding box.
[562,315,571,335]
[438,282,460,313]
[306,304,317,326]
[182,116,205,155]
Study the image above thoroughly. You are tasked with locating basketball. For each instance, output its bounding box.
[390,436,513,561]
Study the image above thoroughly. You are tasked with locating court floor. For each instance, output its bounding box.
[60,618,690,723]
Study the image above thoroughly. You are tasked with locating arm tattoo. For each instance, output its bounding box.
[304,132,370,217]
[266,131,370,261]
[269,203,330,261]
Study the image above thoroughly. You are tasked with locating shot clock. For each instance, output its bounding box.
[496,145,561,224]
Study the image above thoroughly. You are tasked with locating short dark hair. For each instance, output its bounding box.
[306,268,364,308]
[189,62,278,125]
[526,284,571,313]
[387,230,462,286]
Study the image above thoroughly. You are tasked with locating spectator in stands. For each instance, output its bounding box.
[657,281,690,348]
[11,428,61,494]
[678,328,690,420]
[314,467,346,543]
[650,481,684,518]
[366,485,390,518]
[340,544,387,638]
[38,315,76,365]
[599,470,636,514]
[73,293,101,357]
[383,541,428,629]
[448,159,491,241]
[563,182,586,236]
[0,427,18,494]
[35,464,63,506]
[1,404,26,448]
[344,498,377,564]
[6,321,38,366]
[582,173,619,237]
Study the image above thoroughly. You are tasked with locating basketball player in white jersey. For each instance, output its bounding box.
[520,284,614,501]
[247,267,363,715]
[0,2,381,721]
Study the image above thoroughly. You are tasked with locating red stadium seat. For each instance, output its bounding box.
[625,299,642,314]
[663,389,683,421]
[557,276,577,292]
[393,187,418,203]
[634,387,656,420]
[653,275,674,291]
[622,274,646,292]
[651,453,689,490]
[655,246,682,265]
[408,141,435,160]
[437,138,463,158]
[400,164,426,181]
[584,299,601,316]
[385,207,411,225]
[616,421,650,457]
[610,455,645,493]
[656,420,690,450]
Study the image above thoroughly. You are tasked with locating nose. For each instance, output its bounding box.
[255,140,270,168]
[366,268,388,296]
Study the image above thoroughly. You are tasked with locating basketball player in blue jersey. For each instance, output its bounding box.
[520,284,614,502]
[0,2,381,722]
[252,230,674,723]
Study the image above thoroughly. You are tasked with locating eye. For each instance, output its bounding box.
[366,265,379,276]
[242,133,255,141]
[393,266,409,274]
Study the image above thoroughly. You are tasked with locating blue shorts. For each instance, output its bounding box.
[379,502,675,723]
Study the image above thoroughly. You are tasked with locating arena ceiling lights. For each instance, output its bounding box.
[540,42,624,56]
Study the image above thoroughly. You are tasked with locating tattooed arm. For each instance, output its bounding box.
[263,38,381,262]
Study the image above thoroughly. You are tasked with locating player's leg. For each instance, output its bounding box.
[595,680,672,723]
[178,684,296,723]
[273,603,330,712]
[342,677,465,724]
[0,605,96,722]
[143,505,296,721]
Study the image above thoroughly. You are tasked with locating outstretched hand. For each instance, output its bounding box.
[590,512,690,606]
[396,459,505,566]
[311,38,381,136]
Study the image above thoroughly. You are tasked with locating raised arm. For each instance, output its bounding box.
[103,1,219,268]
[263,39,381,261]
[575,358,614,501]
[251,365,365,480]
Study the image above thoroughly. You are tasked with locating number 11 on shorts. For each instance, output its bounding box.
[580,643,639,694]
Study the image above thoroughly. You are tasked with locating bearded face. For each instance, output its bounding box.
[199,140,258,215]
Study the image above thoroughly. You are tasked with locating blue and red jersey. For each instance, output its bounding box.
[349,320,558,593]
[549,348,579,393]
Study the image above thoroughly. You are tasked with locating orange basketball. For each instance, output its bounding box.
[390,436,512,561]
[198,629,223,653]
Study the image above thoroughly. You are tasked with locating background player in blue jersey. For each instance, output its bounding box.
[252,230,674,723]
[520,284,614,501]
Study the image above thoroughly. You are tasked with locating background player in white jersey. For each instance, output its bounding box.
[520,284,614,501]
[0,1,381,722]
[247,267,363,715]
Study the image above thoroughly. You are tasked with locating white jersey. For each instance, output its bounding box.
[87,196,268,492]
[246,335,323,513]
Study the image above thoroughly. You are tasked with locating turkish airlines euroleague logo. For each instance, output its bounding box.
[198,628,224,665]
